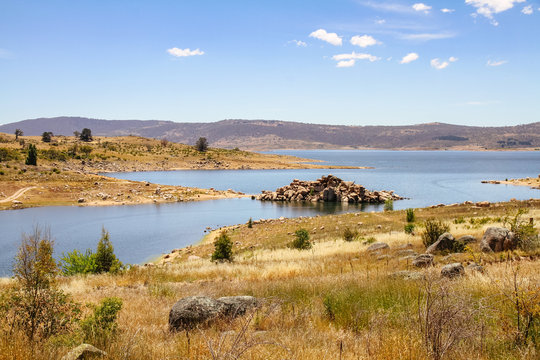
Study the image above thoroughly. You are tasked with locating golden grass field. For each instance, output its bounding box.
[1,199,538,359]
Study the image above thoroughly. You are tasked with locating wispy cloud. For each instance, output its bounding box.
[333,52,379,62]
[441,8,455,13]
[350,35,379,48]
[487,59,508,66]
[431,56,457,70]
[336,59,356,68]
[521,5,533,15]
[288,40,307,47]
[412,3,432,13]
[465,0,526,25]
[398,32,456,41]
[400,52,419,64]
[358,1,415,14]
[167,48,205,57]
[309,29,342,46]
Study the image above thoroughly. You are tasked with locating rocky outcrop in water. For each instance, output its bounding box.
[257,175,403,204]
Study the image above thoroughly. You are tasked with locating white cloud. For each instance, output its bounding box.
[337,59,356,68]
[400,52,419,64]
[412,3,432,13]
[289,40,307,47]
[430,57,456,70]
[441,8,455,13]
[359,1,415,14]
[522,5,533,15]
[487,59,508,66]
[465,0,526,24]
[309,29,342,46]
[376,19,386,24]
[350,35,379,48]
[167,48,204,57]
[399,32,456,41]
[332,52,380,62]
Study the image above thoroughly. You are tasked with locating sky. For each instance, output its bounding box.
[0,0,539,126]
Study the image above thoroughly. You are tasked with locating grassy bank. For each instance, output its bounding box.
[1,200,538,359]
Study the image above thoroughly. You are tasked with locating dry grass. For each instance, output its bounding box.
[1,200,539,359]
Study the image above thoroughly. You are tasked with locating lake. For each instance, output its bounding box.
[1,150,538,275]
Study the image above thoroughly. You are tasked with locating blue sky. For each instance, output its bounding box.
[0,0,538,126]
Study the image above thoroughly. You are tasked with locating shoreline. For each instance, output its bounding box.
[482,176,540,190]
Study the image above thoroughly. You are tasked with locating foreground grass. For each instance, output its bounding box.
[1,200,539,359]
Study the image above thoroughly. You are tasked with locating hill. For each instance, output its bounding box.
[1,117,539,150]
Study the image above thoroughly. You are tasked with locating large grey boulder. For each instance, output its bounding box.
[480,227,517,252]
[426,233,456,254]
[441,263,465,278]
[169,296,259,332]
[169,296,225,331]
[412,254,434,268]
[217,296,259,317]
[366,242,389,252]
[61,344,106,360]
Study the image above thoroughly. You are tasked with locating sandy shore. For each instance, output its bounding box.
[482,176,540,190]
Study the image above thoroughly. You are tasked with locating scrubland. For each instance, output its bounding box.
[1,199,539,359]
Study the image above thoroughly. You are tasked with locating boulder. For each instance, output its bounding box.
[441,263,465,278]
[61,344,106,360]
[457,235,476,244]
[412,254,434,268]
[480,227,517,252]
[169,296,225,331]
[426,233,456,254]
[366,242,389,252]
[217,296,259,317]
[169,295,259,332]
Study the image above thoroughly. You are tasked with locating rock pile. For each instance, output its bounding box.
[257,175,403,204]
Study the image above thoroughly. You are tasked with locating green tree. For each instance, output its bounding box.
[14,128,23,140]
[406,208,415,223]
[195,137,208,152]
[80,128,93,142]
[95,228,122,273]
[211,231,233,262]
[25,144,37,166]
[291,228,312,250]
[41,131,53,143]
[7,226,79,340]
[384,199,394,211]
[60,249,98,275]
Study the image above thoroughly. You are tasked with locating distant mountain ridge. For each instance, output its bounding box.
[1,116,539,150]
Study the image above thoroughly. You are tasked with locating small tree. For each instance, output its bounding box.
[81,297,123,347]
[406,208,415,223]
[41,131,53,143]
[14,128,23,140]
[384,199,394,211]
[95,228,122,273]
[80,128,93,142]
[212,231,233,262]
[73,130,81,139]
[195,137,208,152]
[291,228,311,250]
[247,217,253,228]
[7,226,79,340]
[25,144,37,166]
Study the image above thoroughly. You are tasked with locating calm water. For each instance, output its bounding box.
[1,150,538,275]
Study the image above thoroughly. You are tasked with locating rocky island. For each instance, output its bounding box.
[257,174,403,203]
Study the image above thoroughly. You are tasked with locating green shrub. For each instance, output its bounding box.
[291,229,311,250]
[211,231,233,262]
[40,149,68,161]
[405,208,415,223]
[421,218,450,248]
[247,217,253,228]
[342,227,358,242]
[404,223,415,235]
[0,147,20,162]
[95,228,122,273]
[504,209,539,251]
[384,199,394,211]
[60,249,98,275]
[81,297,122,347]
[25,144,37,166]
[453,217,465,224]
